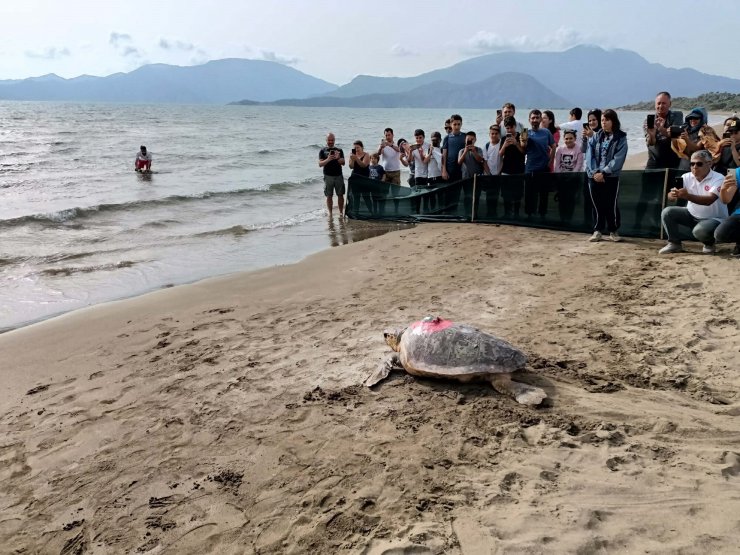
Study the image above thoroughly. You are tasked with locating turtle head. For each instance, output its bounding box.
[383,328,405,351]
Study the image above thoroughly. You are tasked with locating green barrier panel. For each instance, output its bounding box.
[347,170,682,239]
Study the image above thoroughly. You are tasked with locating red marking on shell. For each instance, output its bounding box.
[409,318,454,335]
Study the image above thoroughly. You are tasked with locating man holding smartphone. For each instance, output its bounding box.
[658,150,727,254]
[318,133,346,218]
[644,91,684,169]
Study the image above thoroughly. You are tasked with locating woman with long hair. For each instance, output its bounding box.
[585,109,628,242]
[542,110,559,171]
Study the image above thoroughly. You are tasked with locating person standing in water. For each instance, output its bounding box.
[135,145,152,172]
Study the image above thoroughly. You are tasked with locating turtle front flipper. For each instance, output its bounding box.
[490,374,547,406]
[365,354,403,387]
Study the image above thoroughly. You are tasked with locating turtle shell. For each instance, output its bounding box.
[398,318,526,378]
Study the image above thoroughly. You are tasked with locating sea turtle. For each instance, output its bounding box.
[366,316,547,406]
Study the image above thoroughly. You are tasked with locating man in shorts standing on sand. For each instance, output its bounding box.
[318,133,346,218]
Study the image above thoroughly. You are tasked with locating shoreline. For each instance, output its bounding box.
[2,222,738,553]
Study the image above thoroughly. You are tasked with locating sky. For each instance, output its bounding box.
[2,0,740,86]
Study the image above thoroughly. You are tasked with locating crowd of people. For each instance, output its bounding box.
[318,91,740,257]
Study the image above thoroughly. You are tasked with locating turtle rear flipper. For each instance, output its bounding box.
[490,374,547,406]
[365,355,402,387]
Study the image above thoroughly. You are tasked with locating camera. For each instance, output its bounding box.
[669,125,682,139]
[646,114,655,129]
[723,131,733,139]
[351,148,356,155]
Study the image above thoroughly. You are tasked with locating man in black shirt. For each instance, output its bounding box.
[318,133,346,218]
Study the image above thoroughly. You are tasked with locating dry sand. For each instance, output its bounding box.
[2,217,739,554]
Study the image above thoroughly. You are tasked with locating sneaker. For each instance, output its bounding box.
[732,244,740,258]
[658,242,683,254]
[588,231,602,242]
[609,232,622,242]
[702,244,716,254]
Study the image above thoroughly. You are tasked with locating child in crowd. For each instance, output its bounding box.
[554,130,584,172]
[484,124,502,176]
[368,153,386,181]
[458,131,484,178]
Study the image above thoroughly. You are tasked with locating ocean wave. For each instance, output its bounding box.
[0,181,314,228]
[181,209,324,239]
[39,260,137,277]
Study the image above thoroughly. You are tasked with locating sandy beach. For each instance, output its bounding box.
[2,210,740,553]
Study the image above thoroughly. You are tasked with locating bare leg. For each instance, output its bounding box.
[337,194,345,217]
[326,196,333,217]
[490,374,547,406]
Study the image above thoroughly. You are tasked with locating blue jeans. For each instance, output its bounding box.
[714,214,740,243]
[661,206,720,245]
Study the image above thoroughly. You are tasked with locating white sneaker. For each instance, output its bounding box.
[609,232,622,242]
[589,231,602,242]
[659,242,683,254]
[702,244,716,254]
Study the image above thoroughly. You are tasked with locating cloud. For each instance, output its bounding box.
[109,32,132,47]
[463,26,592,55]
[25,47,71,60]
[391,44,418,57]
[122,46,142,58]
[159,38,196,52]
[257,50,299,65]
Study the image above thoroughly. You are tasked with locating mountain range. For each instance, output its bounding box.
[322,46,740,108]
[0,59,336,103]
[240,72,570,109]
[3,46,740,108]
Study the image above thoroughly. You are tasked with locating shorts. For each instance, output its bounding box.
[323,174,345,197]
[136,159,151,170]
[385,170,401,185]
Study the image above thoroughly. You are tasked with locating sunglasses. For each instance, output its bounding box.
[690,162,705,167]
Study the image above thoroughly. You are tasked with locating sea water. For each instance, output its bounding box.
[0,102,674,330]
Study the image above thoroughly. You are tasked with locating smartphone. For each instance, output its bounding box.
[669,125,682,139]
[582,122,590,130]
[496,109,502,117]
[723,131,732,139]
[647,114,655,129]
[673,176,683,189]
[410,144,420,150]
[351,148,356,155]
[505,133,513,139]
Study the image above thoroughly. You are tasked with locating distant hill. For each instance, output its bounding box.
[0,59,338,103]
[325,46,740,108]
[232,72,570,109]
[619,91,740,113]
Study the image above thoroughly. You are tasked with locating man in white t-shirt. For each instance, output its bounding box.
[558,107,585,146]
[659,150,728,254]
[377,127,402,185]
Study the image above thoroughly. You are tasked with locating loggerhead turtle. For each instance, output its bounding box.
[366,316,547,405]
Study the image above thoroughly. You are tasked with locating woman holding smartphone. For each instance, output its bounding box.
[585,109,628,242]
[349,140,370,177]
[581,109,602,153]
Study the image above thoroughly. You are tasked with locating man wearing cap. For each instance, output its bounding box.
[658,150,728,255]
[135,145,152,172]
[714,168,740,257]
